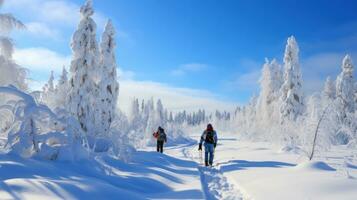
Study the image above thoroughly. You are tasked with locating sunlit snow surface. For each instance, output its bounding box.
[1,132,357,200]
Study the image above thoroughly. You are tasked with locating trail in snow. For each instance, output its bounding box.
[181,144,246,200]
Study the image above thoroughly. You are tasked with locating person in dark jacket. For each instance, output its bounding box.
[153,126,167,153]
[198,124,218,166]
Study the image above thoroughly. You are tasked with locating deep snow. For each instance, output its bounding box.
[1,133,357,200]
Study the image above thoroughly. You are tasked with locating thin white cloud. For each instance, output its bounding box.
[13,47,71,73]
[4,0,119,40]
[172,63,208,76]
[118,80,237,114]
[117,67,136,80]
[227,69,261,93]
[25,22,62,40]
[4,0,78,27]
[224,58,262,93]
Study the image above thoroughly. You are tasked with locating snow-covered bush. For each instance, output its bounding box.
[0,85,87,160]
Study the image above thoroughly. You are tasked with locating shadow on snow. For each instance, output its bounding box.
[219,159,296,172]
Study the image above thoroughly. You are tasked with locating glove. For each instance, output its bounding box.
[198,143,202,151]
[214,143,217,148]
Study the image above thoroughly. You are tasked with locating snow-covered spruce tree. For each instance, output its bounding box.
[354,82,357,106]
[257,58,283,127]
[156,99,165,126]
[97,20,119,138]
[280,36,304,122]
[55,66,69,110]
[68,0,100,139]
[336,55,355,115]
[127,98,145,148]
[333,55,356,145]
[41,71,56,109]
[0,1,27,90]
[322,76,335,101]
[129,98,140,123]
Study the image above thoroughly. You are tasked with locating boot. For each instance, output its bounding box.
[209,162,213,166]
[205,161,209,166]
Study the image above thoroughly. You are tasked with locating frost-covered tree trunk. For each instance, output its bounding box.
[68,0,99,137]
[97,20,119,137]
[280,36,304,122]
[0,1,27,90]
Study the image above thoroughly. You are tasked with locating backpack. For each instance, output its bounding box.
[205,131,215,144]
[158,131,166,141]
[153,132,159,138]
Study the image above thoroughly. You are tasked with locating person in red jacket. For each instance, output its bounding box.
[153,126,167,153]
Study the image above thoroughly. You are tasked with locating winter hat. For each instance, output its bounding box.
[207,124,213,131]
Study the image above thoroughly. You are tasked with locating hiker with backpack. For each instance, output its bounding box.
[198,124,218,166]
[153,126,167,153]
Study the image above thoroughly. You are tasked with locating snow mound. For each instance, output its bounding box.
[295,161,336,171]
[279,144,303,154]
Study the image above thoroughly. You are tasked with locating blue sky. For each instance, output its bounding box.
[3,0,357,112]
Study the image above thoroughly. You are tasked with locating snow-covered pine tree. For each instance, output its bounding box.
[169,111,174,123]
[257,58,283,124]
[354,82,357,106]
[280,36,304,122]
[0,1,27,90]
[41,71,57,109]
[335,55,355,114]
[323,76,335,101]
[55,66,69,109]
[130,98,140,122]
[156,99,165,126]
[321,76,335,109]
[68,0,100,138]
[98,19,119,137]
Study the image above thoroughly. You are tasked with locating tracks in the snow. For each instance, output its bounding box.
[182,145,247,200]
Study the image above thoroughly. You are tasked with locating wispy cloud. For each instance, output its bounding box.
[171,63,208,76]
[223,58,262,94]
[4,0,121,40]
[226,69,261,93]
[25,22,62,40]
[13,47,71,73]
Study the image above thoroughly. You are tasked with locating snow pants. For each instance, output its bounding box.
[157,140,164,153]
[204,143,214,165]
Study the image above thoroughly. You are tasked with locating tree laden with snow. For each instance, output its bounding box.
[68,0,100,138]
[280,36,304,122]
[41,71,56,109]
[257,58,283,124]
[97,20,119,137]
[0,1,27,90]
[322,76,335,101]
[336,55,355,115]
[55,66,69,110]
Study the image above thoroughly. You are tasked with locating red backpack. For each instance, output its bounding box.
[153,132,159,138]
